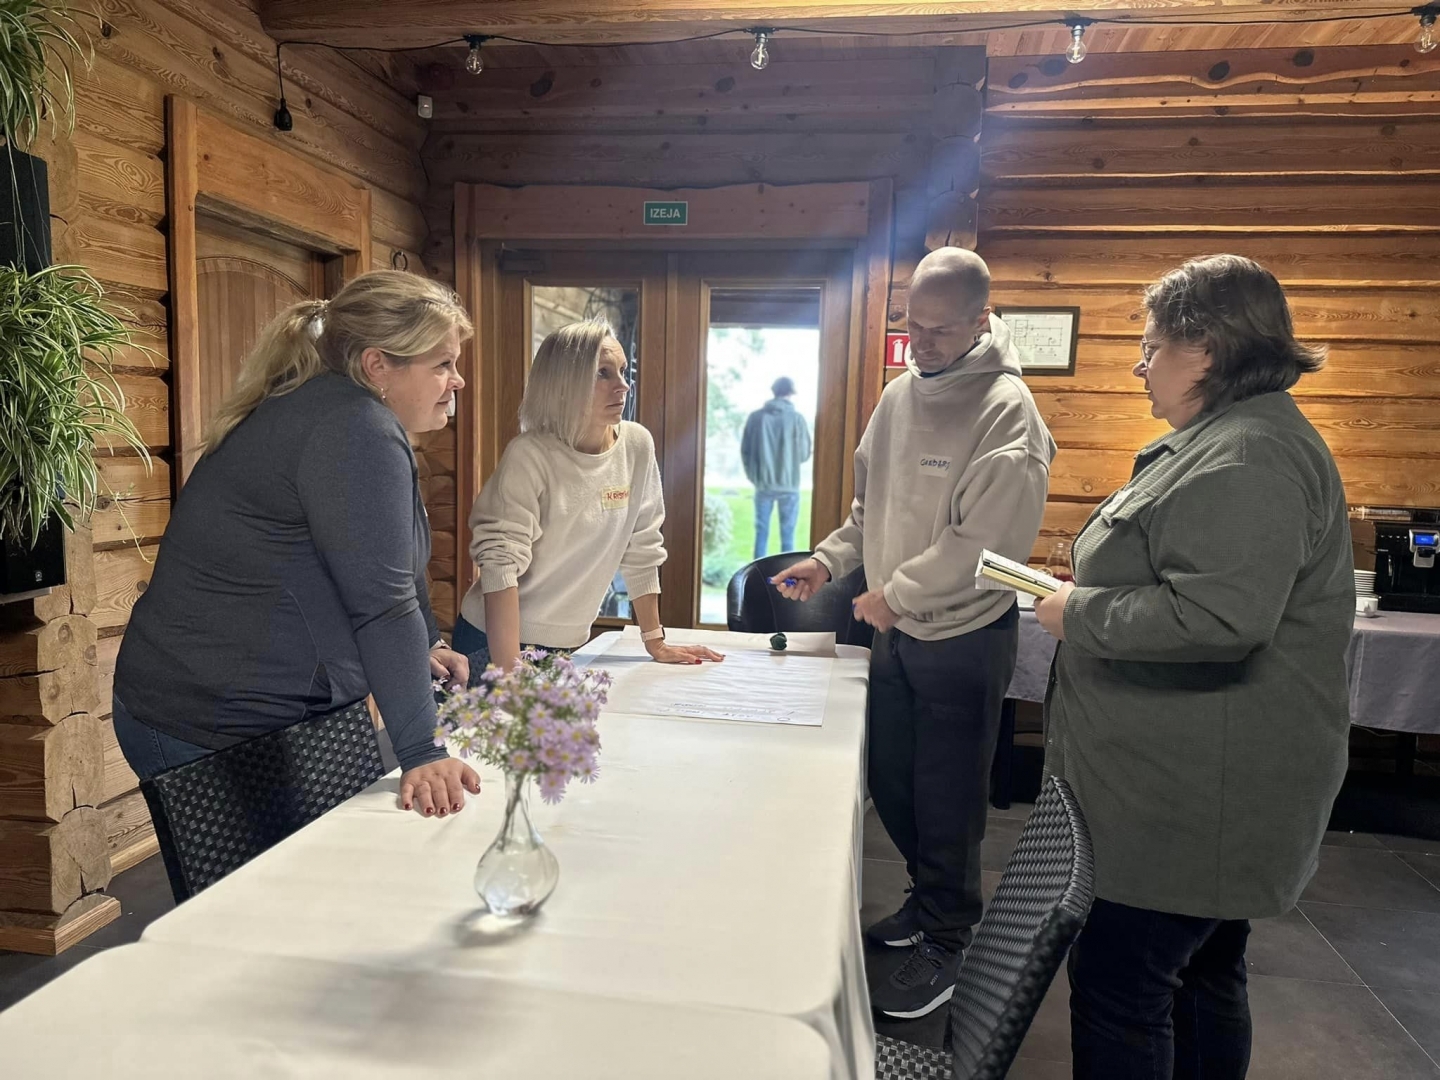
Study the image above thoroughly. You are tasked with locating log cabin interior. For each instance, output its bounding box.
[2,0,1440,1071]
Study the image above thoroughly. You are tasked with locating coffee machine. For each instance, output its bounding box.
[1374,508,1440,614]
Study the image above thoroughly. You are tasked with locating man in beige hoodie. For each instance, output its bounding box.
[775,248,1056,1020]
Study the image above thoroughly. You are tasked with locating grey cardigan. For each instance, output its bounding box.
[1045,392,1353,919]
[115,373,447,773]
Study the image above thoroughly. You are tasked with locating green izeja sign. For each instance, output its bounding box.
[643,201,688,226]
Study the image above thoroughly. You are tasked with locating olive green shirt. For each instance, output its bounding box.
[1045,392,1354,919]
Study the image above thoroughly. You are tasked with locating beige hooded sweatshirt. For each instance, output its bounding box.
[814,313,1057,641]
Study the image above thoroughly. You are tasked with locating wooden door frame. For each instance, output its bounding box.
[453,180,894,621]
[165,97,373,485]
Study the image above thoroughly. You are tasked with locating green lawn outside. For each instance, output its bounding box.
[699,486,813,624]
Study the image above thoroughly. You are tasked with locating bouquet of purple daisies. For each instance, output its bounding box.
[434,650,611,803]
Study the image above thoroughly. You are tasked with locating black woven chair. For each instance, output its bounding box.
[140,700,386,905]
[875,775,1094,1080]
[725,551,873,647]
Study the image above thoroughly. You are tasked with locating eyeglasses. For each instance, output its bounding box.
[1138,339,1159,368]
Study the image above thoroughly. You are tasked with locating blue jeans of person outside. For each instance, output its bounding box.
[111,694,214,781]
[754,489,801,559]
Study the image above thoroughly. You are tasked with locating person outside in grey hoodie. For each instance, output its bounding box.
[741,376,813,558]
[774,248,1057,1020]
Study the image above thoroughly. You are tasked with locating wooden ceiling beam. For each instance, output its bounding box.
[258,1,1414,49]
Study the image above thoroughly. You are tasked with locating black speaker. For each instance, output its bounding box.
[1,147,53,273]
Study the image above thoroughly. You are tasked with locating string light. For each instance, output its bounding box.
[268,8,1426,125]
[749,28,773,70]
[464,35,487,74]
[1416,5,1439,53]
[1065,18,1092,64]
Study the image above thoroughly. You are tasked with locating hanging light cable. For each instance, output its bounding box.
[464,34,488,74]
[749,27,773,70]
[1065,18,1092,64]
[1415,5,1439,54]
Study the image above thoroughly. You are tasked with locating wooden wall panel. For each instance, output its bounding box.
[981,47,1440,560]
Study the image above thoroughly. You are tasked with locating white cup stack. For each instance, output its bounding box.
[1354,569,1379,617]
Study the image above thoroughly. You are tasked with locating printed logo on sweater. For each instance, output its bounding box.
[601,486,631,510]
[918,455,952,476]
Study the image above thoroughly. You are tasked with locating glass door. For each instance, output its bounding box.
[490,247,854,631]
[682,251,856,628]
[496,251,667,622]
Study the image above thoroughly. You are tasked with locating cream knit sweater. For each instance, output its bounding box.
[460,422,666,649]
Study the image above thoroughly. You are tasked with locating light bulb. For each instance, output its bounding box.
[1065,23,1088,64]
[465,36,485,75]
[1419,14,1438,54]
[750,30,771,70]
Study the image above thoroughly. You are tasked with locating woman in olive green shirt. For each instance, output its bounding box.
[1034,255,1353,1080]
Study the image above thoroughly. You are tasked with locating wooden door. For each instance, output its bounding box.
[491,248,854,630]
[194,214,325,430]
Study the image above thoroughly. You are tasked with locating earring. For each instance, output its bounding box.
[380,386,387,402]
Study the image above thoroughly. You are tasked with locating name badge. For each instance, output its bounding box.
[919,455,952,476]
[601,486,631,511]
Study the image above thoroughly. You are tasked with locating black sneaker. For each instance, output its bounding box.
[865,886,921,948]
[870,938,963,1020]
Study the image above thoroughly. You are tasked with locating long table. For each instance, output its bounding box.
[0,629,875,1080]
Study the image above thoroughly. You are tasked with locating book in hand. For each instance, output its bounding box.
[976,550,1063,599]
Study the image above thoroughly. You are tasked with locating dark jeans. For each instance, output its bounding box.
[868,606,1019,951]
[1070,897,1253,1080]
[452,616,558,687]
[111,695,214,781]
[754,489,801,559]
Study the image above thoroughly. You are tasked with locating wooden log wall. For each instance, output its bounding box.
[417,42,984,626]
[975,43,1440,562]
[1,0,429,952]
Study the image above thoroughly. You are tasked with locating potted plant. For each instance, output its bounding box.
[435,652,611,918]
[1,1,149,599]
[2,0,86,269]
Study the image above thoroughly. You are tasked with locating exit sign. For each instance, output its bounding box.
[644,201,688,226]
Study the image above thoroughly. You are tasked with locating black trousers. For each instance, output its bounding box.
[1070,897,1253,1080]
[867,606,1019,951]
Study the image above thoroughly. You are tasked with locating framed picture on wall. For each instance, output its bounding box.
[993,306,1080,376]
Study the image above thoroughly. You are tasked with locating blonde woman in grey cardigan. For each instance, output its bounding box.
[1034,255,1353,1080]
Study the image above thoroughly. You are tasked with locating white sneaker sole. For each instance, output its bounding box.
[874,932,922,948]
[878,981,955,1020]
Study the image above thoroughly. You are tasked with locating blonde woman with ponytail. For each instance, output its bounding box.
[114,271,481,820]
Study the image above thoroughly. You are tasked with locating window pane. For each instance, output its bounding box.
[699,288,821,626]
[530,285,641,619]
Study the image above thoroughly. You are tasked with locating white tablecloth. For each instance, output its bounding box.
[136,630,875,1080]
[1010,608,1440,734]
[0,942,833,1079]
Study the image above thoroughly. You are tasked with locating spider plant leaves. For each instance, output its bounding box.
[0,263,150,547]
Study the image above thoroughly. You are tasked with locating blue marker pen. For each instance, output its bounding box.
[784,577,798,588]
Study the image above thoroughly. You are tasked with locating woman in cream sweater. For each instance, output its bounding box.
[454,320,722,673]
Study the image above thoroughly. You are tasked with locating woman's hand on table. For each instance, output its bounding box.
[400,758,481,817]
[429,646,470,691]
[1035,582,1076,641]
[645,639,725,665]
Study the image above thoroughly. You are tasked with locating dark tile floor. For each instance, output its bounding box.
[864,802,1440,1079]
[4,802,1440,1080]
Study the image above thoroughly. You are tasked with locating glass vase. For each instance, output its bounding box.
[473,771,559,917]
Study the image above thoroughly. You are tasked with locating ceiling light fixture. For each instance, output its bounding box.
[749,27,773,70]
[1065,18,1092,64]
[464,34,488,74]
